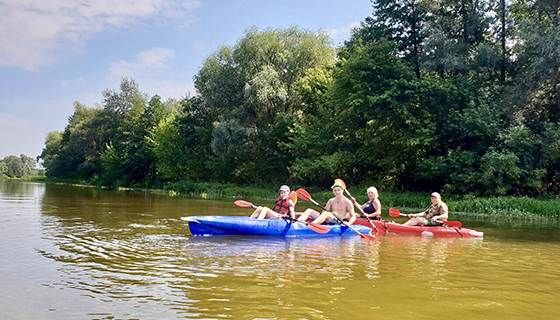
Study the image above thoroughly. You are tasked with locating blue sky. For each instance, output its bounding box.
[0,0,371,159]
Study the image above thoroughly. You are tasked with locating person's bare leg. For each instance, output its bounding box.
[404,217,425,226]
[312,211,333,224]
[250,207,263,218]
[297,208,320,222]
[257,207,278,220]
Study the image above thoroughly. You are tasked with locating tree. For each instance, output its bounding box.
[348,0,431,78]
[0,155,36,178]
[195,27,336,182]
[290,40,434,186]
[38,131,63,177]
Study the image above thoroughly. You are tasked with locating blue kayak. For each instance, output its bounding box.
[183,216,372,237]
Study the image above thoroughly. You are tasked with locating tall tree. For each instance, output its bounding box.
[349,0,430,78]
[194,27,336,182]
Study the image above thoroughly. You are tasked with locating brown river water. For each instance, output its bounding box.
[1,180,559,320]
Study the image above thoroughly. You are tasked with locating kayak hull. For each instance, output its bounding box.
[355,218,483,238]
[184,216,373,237]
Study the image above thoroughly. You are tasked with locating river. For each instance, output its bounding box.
[1,180,559,319]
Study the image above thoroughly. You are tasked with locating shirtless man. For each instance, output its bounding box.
[297,181,357,225]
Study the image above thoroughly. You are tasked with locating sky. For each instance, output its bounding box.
[0,0,372,159]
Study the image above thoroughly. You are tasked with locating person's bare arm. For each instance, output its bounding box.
[346,199,357,225]
[288,199,296,219]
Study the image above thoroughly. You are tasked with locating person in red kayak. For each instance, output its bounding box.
[297,180,357,225]
[249,185,296,220]
[350,186,382,220]
[404,192,448,226]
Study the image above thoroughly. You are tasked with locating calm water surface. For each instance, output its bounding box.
[1,181,559,320]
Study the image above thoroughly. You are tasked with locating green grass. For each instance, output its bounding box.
[313,187,560,219]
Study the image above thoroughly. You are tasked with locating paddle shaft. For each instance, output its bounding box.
[344,188,377,232]
[390,208,462,228]
[234,200,328,233]
[307,196,374,239]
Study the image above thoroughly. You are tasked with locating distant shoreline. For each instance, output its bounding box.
[4,177,559,228]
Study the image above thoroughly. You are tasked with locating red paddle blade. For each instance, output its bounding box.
[288,191,298,205]
[234,200,254,208]
[444,220,463,228]
[388,207,401,218]
[307,222,330,233]
[296,188,312,201]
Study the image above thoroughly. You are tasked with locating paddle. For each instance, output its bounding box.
[336,178,378,231]
[233,200,329,234]
[388,207,463,228]
[295,188,375,240]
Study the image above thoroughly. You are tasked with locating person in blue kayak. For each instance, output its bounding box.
[249,185,296,220]
[297,180,357,225]
[350,186,382,220]
[403,192,448,226]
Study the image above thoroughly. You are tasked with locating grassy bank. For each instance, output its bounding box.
[32,178,560,224]
[310,187,560,221]
[0,175,46,182]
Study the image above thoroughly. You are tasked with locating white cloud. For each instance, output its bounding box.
[0,0,200,70]
[325,21,360,45]
[108,47,194,99]
[109,47,176,79]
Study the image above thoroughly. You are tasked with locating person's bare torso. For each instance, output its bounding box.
[326,197,353,220]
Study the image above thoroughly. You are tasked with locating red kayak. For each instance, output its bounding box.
[354,218,483,238]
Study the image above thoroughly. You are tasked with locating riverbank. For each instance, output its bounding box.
[22,178,560,226]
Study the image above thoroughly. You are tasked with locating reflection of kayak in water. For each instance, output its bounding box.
[182,216,372,237]
[354,218,484,238]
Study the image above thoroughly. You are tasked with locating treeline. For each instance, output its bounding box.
[40,1,560,196]
[0,155,38,178]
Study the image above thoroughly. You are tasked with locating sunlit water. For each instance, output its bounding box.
[1,181,559,319]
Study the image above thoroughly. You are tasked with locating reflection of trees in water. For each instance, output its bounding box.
[34,183,241,318]
[0,180,44,198]
[39,183,233,236]
[174,236,381,319]
[31,182,388,319]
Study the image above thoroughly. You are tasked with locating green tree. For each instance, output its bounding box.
[0,155,36,178]
[195,27,336,182]
[348,0,431,78]
[44,103,105,178]
[0,161,7,177]
[38,131,63,177]
[290,41,434,186]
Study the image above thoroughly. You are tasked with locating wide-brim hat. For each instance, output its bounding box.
[331,178,346,190]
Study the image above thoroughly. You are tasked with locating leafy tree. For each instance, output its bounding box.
[44,103,105,178]
[195,27,336,182]
[348,0,431,78]
[148,113,185,181]
[0,155,36,178]
[0,161,7,177]
[290,40,433,186]
[38,131,63,177]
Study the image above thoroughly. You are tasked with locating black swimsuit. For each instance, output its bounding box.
[362,201,381,220]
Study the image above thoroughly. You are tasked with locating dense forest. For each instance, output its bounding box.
[39,0,560,196]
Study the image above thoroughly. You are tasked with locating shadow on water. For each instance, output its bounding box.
[0,179,43,197]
